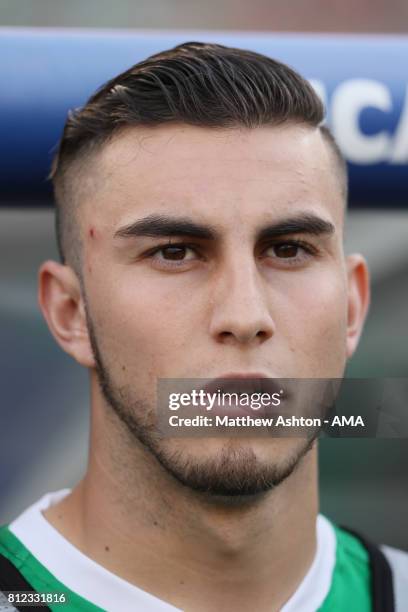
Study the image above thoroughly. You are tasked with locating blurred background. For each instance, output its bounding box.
[2,0,408,32]
[0,1,407,549]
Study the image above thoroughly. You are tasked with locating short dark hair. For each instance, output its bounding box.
[51,41,346,272]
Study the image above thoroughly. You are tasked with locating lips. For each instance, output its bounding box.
[200,374,284,417]
[202,374,282,397]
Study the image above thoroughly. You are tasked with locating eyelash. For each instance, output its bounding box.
[144,239,318,268]
[143,242,200,268]
[261,239,318,265]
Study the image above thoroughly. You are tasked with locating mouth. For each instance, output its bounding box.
[203,373,282,396]
[200,373,285,417]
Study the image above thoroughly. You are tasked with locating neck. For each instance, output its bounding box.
[44,398,319,612]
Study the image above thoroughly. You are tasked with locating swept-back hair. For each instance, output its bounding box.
[51,41,345,270]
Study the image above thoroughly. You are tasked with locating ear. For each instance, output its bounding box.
[38,260,95,368]
[345,254,370,359]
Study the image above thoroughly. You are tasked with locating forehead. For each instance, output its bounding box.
[81,123,344,232]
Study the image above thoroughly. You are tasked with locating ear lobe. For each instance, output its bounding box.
[346,254,370,359]
[38,260,95,368]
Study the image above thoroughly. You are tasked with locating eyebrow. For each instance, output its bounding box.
[257,213,335,241]
[114,212,335,242]
[114,214,217,240]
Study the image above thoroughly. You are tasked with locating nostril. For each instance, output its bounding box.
[219,331,234,340]
[257,330,269,339]
[216,327,272,345]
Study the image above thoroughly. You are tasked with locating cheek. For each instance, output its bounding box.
[89,276,199,375]
[276,270,348,376]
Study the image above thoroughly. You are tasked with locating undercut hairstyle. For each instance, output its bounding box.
[50,41,347,274]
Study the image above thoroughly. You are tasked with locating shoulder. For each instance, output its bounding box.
[381,544,408,610]
[0,523,17,558]
[332,522,371,568]
[333,522,408,612]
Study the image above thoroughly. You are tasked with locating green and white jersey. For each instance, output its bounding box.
[0,490,407,611]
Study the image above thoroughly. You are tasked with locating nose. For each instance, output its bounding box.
[209,258,275,347]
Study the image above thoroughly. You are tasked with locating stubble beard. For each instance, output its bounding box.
[86,310,317,502]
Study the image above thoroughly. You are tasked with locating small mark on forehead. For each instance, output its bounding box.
[89,227,96,238]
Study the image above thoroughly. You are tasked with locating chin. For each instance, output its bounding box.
[147,436,316,502]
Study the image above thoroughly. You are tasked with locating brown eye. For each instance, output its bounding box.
[273,243,300,258]
[160,245,188,260]
[262,241,315,265]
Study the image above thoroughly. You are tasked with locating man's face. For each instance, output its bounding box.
[74,123,359,497]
